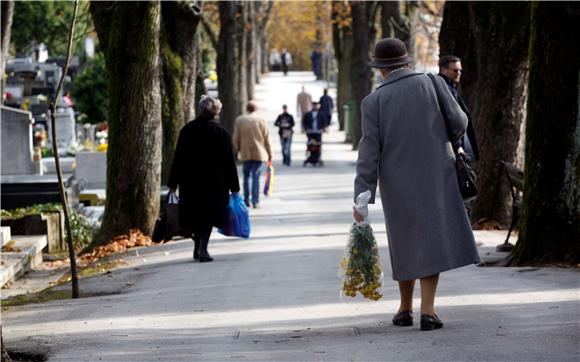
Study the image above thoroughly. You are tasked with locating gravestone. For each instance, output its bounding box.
[46,106,76,155]
[1,106,42,175]
[75,151,107,189]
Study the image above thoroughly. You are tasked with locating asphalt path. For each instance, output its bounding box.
[2,72,579,362]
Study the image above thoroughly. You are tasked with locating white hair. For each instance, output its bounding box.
[198,96,223,118]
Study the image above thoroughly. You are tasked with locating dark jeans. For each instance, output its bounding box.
[243,160,263,206]
[280,136,292,166]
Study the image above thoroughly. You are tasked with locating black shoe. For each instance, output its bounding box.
[252,203,260,209]
[420,314,443,331]
[392,310,413,326]
[198,251,213,263]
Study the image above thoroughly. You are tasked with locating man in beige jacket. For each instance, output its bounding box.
[233,101,273,208]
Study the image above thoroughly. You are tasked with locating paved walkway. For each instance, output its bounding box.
[3,72,579,361]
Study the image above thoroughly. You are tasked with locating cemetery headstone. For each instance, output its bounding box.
[1,106,42,175]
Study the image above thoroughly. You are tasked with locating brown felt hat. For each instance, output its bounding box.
[368,38,413,68]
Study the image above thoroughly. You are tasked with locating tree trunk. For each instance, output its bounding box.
[195,35,207,109]
[89,2,162,247]
[159,2,201,185]
[332,1,353,132]
[217,1,245,134]
[466,2,530,226]
[261,35,269,74]
[245,1,255,100]
[380,2,410,47]
[1,0,14,96]
[513,2,580,264]
[438,1,477,116]
[349,1,373,150]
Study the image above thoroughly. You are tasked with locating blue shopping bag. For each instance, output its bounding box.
[218,193,250,239]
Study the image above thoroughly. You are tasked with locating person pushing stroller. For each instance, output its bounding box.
[302,101,328,167]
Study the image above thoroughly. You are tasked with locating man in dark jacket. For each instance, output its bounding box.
[319,88,334,127]
[302,102,327,134]
[438,55,480,161]
[274,105,295,166]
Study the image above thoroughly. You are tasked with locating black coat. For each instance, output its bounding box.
[274,112,295,137]
[438,74,480,160]
[302,111,327,132]
[167,115,240,229]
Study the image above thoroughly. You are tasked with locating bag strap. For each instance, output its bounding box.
[427,73,458,152]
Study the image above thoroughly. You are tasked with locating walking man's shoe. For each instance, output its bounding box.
[420,314,443,331]
[392,310,413,326]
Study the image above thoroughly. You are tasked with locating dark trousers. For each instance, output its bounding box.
[243,160,263,206]
[280,136,292,166]
[192,223,212,254]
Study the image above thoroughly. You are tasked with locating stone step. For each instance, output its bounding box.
[1,234,47,287]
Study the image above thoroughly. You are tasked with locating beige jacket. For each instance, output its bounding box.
[296,91,312,119]
[233,112,272,162]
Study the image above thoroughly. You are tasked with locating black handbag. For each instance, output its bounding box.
[428,74,478,201]
[151,191,181,243]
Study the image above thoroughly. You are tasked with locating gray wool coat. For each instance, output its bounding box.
[354,68,481,281]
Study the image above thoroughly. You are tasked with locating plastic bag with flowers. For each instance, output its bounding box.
[340,191,383,301]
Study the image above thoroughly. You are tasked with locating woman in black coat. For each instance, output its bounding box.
[167,96,240,262]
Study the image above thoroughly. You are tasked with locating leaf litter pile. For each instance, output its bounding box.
[43,229,161,271]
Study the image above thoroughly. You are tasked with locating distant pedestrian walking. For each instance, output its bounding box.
[353,38,480,331]
[280,48,293,76]
[269,48,281,72]
[274,105,295,166]
[319,88,334,127]
[310,50,322,79]
[296,86,312,122]
[168,96,240,263]
[233,101,273,209]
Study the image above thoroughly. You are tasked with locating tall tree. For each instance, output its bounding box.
[89,2,162,247]
[438,1,477,116]
[1,0,14,96]
[245,1,256,100]
[349,1,377,150]
[332,1,353,132]
[160,1,202,184]
[380,1,418,60]
[513,2,580,264]
[217,1,246,134]
[440,2,530,225]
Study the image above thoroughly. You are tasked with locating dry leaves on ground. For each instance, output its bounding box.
[42,229,157,270]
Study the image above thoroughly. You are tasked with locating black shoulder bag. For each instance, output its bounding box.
[427,74,478,202]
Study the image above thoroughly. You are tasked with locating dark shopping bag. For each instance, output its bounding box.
[218,193,250,239]
[152,191,185,243]
[152,212,168,243]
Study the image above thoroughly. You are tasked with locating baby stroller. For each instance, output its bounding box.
[303,132,324,167]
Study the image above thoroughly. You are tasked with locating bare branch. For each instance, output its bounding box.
[50,0,80,299]
[201,16,218,50]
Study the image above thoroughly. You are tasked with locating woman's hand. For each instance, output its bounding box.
[353,206,364,223]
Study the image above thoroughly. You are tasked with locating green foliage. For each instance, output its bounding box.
[11,1,93,57]
[72,52,108,124]
[1,203,95,249]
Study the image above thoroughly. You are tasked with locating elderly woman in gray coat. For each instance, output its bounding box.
[353,38,480,331]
